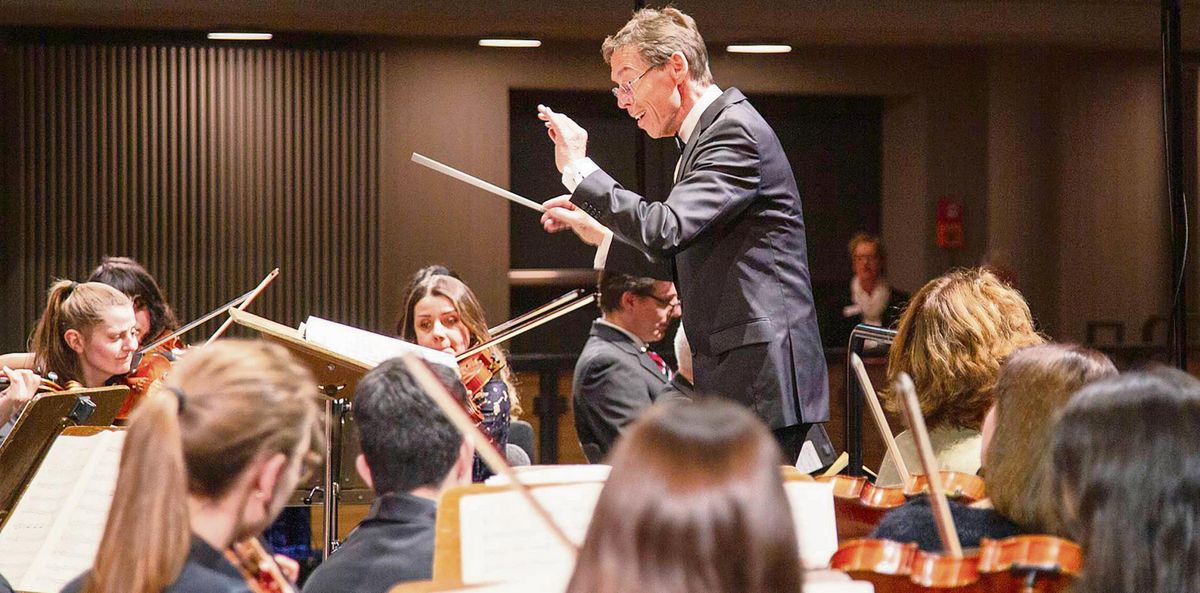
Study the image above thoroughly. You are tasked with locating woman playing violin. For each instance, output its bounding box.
[877,268,1044,486]
[29,280,140,389]
[871,343,1116,550]
[396,267,519,481]
[62,340,322,593]
[1047,368,1200,593]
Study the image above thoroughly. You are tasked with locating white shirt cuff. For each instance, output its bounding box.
[593,229,613,270]
[561,157,600,193]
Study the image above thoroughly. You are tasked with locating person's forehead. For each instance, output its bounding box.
[414,294,457,315]
[98,305,136,329]
[652,281,677,296]
[854,242,879,256]
[609,46,648,81]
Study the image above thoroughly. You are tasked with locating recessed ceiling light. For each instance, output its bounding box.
[726,44,792,54]
[479,38,542,48]
[207,32,273,41]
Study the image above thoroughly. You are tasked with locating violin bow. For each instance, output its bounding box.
[487,289,585,336]
[137,286,260,355]
[205,268,281,346]
[895,371,964,558]
[850,353,914,488]
[456,292,597,362]
[400,354,578,554]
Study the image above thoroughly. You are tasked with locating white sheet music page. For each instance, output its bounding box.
[457,482,603,585]
[786,480,839,569]
[0,430,125,592]
[302,315,458,371]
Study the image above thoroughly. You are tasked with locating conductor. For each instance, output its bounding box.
[538,6,828,461]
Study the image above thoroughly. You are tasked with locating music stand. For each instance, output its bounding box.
[0,386,128,526]
[229,309,371,559]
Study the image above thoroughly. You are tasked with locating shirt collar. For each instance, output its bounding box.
[677,85,724,145]
[596,318,648,351]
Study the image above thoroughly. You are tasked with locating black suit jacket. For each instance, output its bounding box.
[62,537,250,593]
[829,286,910,347]
[572,87,828,429]
[573,321,673,462]
[301,493,437,593]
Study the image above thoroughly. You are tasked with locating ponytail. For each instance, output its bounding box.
[29,280,131,385]
[82,390,190,593]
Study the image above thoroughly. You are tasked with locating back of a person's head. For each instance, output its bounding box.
[1049,367,1200,593]
[566,398,801,593]
[354,359,466,496]
[84,339,321,593]
[984,343,1116,532]
[886,267,1043,430]
[88,256,179,338]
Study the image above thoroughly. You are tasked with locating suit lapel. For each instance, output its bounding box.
[676,87,747,182]
[591,322,669,384]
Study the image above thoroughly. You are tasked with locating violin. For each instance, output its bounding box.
[824,354,986,538]
[114,269,280,420]
[225,538,296,593]
[117,335,182,420]
[831,535,1082,593]
[454,290,598,401]
[829,373,1082,593]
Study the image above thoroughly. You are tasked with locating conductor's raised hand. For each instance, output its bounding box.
[537,104,588,173]
[541,195,609,247]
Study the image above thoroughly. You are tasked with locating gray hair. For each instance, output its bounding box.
[601,7,713,86]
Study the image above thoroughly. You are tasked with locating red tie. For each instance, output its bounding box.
[647,350,669,379]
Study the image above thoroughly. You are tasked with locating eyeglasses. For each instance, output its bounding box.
[611,65,657,99]
[644,293,681,310]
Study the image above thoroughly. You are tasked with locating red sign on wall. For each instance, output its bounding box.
[937,198,964,250]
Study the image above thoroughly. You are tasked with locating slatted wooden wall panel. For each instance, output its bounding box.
[6,43,380,348]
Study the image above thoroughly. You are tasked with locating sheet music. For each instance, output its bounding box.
[0,431,124,592]
[302,315,458,371]
[786,480,839,569]
[457,482,603,584]
[484,464,610,486]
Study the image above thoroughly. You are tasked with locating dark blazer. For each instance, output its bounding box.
[1,572,12,593]
[61,537,250,593]
[301,492,437,593]
[572,87,828,430]
[573,321,672,462]
[870,496,1023,552]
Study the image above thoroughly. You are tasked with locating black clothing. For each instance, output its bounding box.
[826,287,910,348]
[870,496,1023,552]
[1,572,13,593]
[301,492,437,593]
[61,536,249,593]
[574,88,828,431]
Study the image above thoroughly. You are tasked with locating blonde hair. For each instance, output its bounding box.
[81,340,322,593]
[397,272,521,416]
[985,344,1116,533]
[30,280,132,385]
[602,6,714,86]
[885,268,1043,430]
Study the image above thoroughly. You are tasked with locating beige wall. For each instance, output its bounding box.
[379,40,1183,343]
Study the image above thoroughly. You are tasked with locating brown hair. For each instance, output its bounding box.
[566,398,801,593]
[984,343,1116,533]
[396,271,520,415]
[89,256,179,342]
[81,340,322,593]
[602,6,714,86]
[884,268,1044,430]
[29,280,133,385]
